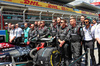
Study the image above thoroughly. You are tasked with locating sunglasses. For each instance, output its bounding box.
[85,21,89,23]
[40,23,43,24]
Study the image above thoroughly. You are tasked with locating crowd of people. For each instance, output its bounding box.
[4,15,100,66]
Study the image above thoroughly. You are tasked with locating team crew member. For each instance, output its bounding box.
[9,24,15,43]
[34,21,38,29]
[50,19,57,47]
[80,15,86,62]
[24,23,30,44]
[83,18,96,66]
[80,15,86,27]
[14,23,24,44]
[37,21,50,39]
[56,19,69,66]
[57,17,61,30]
[28,24,37,48]
[69,18,83,66]
[38,21,41,28]
[95,23,100,66]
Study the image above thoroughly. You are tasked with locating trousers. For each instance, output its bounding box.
[71,41,81,66]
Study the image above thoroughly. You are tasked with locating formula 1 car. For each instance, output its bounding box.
[0,37,55,66]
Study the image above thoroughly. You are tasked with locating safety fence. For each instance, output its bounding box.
[69,48,90,66]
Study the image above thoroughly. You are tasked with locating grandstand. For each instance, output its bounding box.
[91,1,100,22]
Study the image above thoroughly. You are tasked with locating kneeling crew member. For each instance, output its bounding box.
[28,24,37,48]
[37,21,50,39]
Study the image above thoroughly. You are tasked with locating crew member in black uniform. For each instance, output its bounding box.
[80,15,86,62]
[56,19,70,66]
[69,18,83,66]
[57,17,61,31]
[38,21,41,29]
[28,24,37,48]
[50,19,57,47]
[37,20,50,39]
[80,15,86,27]
[34,21,38,30]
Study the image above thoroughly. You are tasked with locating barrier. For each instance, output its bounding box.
[69,48,90,66]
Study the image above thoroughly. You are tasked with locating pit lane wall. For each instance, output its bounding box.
[1,0,98,16]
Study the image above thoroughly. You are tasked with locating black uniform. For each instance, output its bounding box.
[37,26,50,39]
[50,24,57,37]
[50,24,57,47]
[57,24,60,32]
[34,25,38,30]
[68,25,83,66]
[67,24,73,61]
[56,25,70,66]
[28,29,37,48]
[79,22,85,62]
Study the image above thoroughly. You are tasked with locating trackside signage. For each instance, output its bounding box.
[2,0,98,16]
[2,0,74,12]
